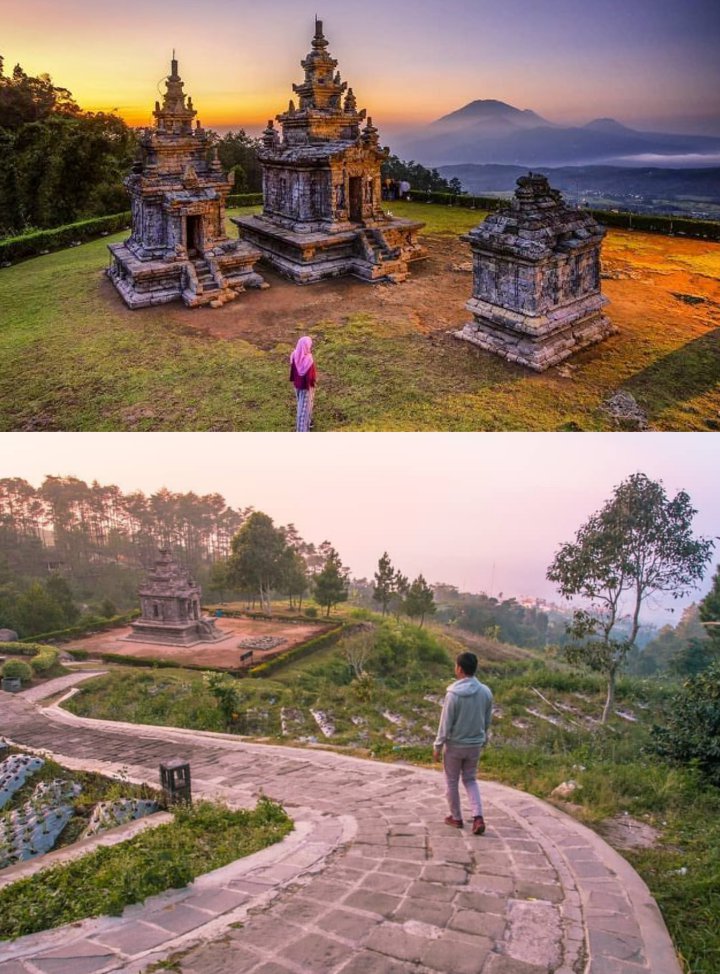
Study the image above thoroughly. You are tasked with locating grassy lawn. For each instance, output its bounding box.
[61,617,719,973]
[1,203,717,430]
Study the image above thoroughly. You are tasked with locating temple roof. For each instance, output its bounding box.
[275,19,369,146]
[467,173,605,260]
[138,548,200,599]
[153,55,198,136]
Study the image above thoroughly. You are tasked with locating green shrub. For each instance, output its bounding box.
[226,193,263,207]
[29,647,59,673]
[2,659,33,683]
[650,662,720,783]
[0,212,131,264]
[304,606,319,618]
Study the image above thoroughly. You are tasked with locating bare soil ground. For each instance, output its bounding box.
[131,230,720,356]
[69,618,331,669]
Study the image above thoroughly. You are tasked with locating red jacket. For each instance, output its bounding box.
[290,362,317,390]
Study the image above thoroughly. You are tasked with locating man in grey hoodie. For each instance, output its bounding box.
[433,651,493,835]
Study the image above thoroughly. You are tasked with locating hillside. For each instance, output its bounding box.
[436,163,720,220]
[1,202,718,432]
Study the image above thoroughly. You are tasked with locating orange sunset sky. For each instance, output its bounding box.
[4,0,720,138]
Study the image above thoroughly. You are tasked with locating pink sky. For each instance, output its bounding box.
[3,0,719,135]
[2,432,718,623]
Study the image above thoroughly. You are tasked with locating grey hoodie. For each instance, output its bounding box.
[434,676,493,748]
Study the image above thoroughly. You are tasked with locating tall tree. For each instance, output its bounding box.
[373,552,395,615]
[314,548,349,618]
[226,512,287,614]
[547,473,714,723]
[404,574,436,627]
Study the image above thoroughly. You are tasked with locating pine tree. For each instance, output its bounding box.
[373,552,395,615]
[404,574,437,627]
[314,548,349,618]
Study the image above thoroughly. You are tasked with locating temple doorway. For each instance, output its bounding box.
[349,177,363,222]
[186,215,203,255]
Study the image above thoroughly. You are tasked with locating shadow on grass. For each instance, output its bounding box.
[624,327,720,424]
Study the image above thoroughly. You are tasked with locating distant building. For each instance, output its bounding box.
[127,549,229,646]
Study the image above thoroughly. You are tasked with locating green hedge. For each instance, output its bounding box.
[19,611,140,645]
[0,212,132,264]
[589,208,720,240]
[205,607,322,625]
[406,190,720,241]
[250,624,345,677]
[408,189,502,210]
[226,193,263,208]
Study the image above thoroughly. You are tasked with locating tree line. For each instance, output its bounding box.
[0,57,455,239]
[0,476,348,635]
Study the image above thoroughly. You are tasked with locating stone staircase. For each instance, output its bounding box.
[355,228,408,283]
[181,256,236,308]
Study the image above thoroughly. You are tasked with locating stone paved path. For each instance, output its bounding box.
[0,682,681,974]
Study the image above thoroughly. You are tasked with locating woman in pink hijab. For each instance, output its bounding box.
[289,335,317,432]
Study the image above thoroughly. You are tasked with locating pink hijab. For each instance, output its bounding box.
[290,336,314,376]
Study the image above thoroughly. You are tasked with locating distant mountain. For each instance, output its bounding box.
[431,99,551,133]
[394,99,720,168]
[583,117,635,134]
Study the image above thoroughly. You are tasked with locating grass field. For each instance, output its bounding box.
[62,616,720,973]
[1,202,718,431]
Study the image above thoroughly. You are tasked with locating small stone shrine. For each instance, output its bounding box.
[108,56,264,308]
[127,548,228,646]
[455,173,615,371]
[233,19,427,284]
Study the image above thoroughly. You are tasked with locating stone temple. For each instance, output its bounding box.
[234,19,427,284]
[455,173,615,371]
[108,56,264,309]
[127,549,228,646]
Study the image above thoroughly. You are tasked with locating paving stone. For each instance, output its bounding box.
[467,873,515,895]
[185,887,250,914]
[450,908,506,939]
[455,891,508,915]
[247,963,296,974]
[317,908,381,943]
[344,889,403,917]
[588,929,645,963]
[481,954,550,974]
[279,931,353,969]
[393,896,453,928]
[91,920,171,953]
[514,881,564,904]
[27,957,111,974]
[236,917,306,949]
[181,941,262,973]
[359,871,412,895]
[363,923,428,963]
[300,880,351,904]
[337,951,420,974]
[146,902,213,934]
[421,863,468,885]
[272,895,329,924]
[382,859,424,878]
[422,932,493,974]
[406,880,457,903]
[586,911,642,938]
